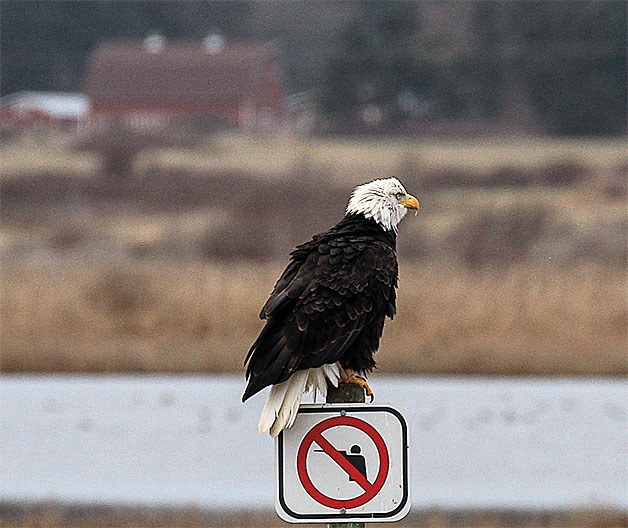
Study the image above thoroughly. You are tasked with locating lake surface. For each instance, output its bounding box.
[1,375,626,511]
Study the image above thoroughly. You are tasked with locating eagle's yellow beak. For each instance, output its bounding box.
[400,194,420,215]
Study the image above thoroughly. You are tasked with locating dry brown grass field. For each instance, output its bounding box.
[1,134,625,375]
[1,505,625,528]
[1,261,625,375]
[1,133,626,180]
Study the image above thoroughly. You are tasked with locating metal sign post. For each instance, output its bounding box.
[275,383,410,524]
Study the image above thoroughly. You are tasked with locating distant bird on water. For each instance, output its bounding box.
[242,178,419,437]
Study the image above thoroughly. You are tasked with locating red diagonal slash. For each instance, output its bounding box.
[313,432,374,492]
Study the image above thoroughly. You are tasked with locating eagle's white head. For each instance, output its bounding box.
[346,178,420,232]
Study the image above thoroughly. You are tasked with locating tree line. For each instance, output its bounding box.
[1,0,625,136]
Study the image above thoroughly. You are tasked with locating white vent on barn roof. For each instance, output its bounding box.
[203,33,224,54]
[144,33,165,53]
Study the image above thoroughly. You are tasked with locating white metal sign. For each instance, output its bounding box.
[276,404,410,523]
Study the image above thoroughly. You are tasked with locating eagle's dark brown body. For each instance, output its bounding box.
[242,213,398,402]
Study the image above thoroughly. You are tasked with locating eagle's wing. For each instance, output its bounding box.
[242,235,397,401]
[258,242,314,319]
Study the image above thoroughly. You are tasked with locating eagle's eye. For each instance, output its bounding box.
[394,191,405,200]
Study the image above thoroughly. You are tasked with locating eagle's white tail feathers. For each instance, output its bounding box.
[263,370,309,437]
[258,362,345,437]
[323,362,344,388]
[310,367,327,402]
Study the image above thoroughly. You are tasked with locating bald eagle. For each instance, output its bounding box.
[243,178,419,437]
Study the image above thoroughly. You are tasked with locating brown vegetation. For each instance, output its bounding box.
[2,167,625,267]
[1,262,625,376]
[1,504,626,528]
[1,134,625,182]
[0,136,625,375]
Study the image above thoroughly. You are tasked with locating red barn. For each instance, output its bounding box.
[84,35,287,133]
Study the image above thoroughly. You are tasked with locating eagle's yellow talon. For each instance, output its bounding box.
[339,369,374,400]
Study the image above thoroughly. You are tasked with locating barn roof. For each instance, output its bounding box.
[84,39,280,104]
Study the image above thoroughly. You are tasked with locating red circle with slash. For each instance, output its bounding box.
[296,415,390,509]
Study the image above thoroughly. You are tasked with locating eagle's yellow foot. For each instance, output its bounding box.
[339,369,374,402]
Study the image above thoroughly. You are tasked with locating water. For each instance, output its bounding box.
[1,375,626,510]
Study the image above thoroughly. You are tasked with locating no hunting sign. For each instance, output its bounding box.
[276,404,410,523]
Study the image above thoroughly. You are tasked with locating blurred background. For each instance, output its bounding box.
[0,1,626,527]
